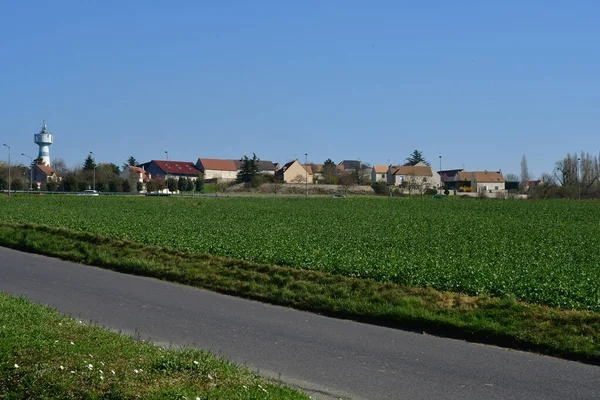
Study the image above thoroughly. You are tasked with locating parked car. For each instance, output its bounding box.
[78,190,100,196]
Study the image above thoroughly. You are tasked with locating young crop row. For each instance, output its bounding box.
[1,196,599,310]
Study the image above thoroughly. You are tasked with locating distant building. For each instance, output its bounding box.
[32,164,59,186]
[234,159,278,175]
[276,160,313,183]
[371,166,388,183]
[139,160,201,180]
[195,158,238,181]
[387,162,441,188]
[458,171,506,193]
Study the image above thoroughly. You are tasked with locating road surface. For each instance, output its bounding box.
[1,246,599,399]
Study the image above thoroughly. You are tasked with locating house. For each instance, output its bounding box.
[387,163,441,189]
[233,159,278,176]
[338,160,362,170]
[276,160,313,183]
[32,164,59,187]
[371,166,388,183]
[120,166,151,192]
[438,169,464,184]
[195,158,238,181]
[139,160,202,180]
[458,171,506,193]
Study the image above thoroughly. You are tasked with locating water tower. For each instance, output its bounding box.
[34,121,53,166]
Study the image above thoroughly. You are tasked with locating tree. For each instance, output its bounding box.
[136,181,144,193]
[186,178,194,192]
[520,154,530,192]
[504,173,519,182]
[322,159,337,183]
[83,154,96,171]
[405,150,430,166]
[52,158,68,174]
[122,179,131,193]
[123,156,138,170]
[46,180,58,192]
[579,151,600,193]
[338,173,355,195]
[11,178,24,191]
[237,153,261,184]
[195,175,205,192]
[167,177,177,193]
[554,153,578,188]
[352,162,371,185]
[178,177,187,192]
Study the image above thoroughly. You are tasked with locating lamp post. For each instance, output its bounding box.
[305,153,308,198]
[439,155,442,194]
[165,151,169,193]
[3,144,10,196]
[21,153,33,191]
[89,151,96,191]
[578,157,581,200]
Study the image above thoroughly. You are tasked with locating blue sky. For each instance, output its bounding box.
[1,0,598,177]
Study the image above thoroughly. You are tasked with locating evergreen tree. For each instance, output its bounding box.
[405,150,430,166]
[322,159,337,183]
[186,178,194,192]
[123,156,138,170]
[237,153,261,184]
[83,154,96,171]
[178,177,187,192]
[195,175,205,192]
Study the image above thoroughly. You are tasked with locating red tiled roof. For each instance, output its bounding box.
[390,165,432,177]
[152,160,201,176]
[460,171,505,183]
[197,158,238,172]
[36,165,56,176]
[373,165,388,173]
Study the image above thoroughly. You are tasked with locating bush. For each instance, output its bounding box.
[424,188,437,196]
[371,181,388,195]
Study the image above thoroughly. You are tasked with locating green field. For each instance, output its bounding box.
[1,196,600,310]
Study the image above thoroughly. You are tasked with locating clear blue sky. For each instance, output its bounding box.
[1,0,598,177]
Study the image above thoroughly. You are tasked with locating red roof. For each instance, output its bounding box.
[35,165,56,176]
[197,158,238,172]
[151,160,200,176]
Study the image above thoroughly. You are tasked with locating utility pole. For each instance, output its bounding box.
[439,155,442,194]
[305,153,308,198]
[89,151,96,190]
[21,153,33,191]
[165,151,169,193]
[3,144,10,196]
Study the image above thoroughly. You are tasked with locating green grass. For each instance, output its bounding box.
[0,196,599,310]
[1,222,599,364]
[0,292,308,400]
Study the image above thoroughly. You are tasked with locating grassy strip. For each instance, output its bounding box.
[1,222,600,365]
[0,292,308,400]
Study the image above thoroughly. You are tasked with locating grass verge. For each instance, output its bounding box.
[0,292,308,399]
[1,222,600,365]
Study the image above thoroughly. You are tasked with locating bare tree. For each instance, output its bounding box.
[520,154,530,193]
[291,174,306,184]
[338,173,355,195]
[579,151,600,193]
[52,158,69,175]
[554,153,578,187]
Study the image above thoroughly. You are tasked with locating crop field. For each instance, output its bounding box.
[1,196,599,310]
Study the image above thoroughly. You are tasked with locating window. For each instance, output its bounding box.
[495,186,499,190]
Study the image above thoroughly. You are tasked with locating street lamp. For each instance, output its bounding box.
[439,155,442,194]
[578,157,581,200]
[89,151,96,190]
[3,144,10,196]
[21,153,33,191]
[305,153,308,198]
[165,151,169,193]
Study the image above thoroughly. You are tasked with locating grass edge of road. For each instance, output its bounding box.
[0,292,309,399]
[1,222,600,366]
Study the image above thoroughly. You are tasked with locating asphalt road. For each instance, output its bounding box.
[1,246,600,400]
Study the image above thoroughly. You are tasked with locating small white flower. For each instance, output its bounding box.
[70,370,75,374]
[100,361,105,366]
[89,354,93,358]
[70,341,75,345]
[14,364,19,368]
[78,320,83,324]
[139,369,143,372]
[207,374,213,380]
[99,370,103,374]
[54,340,59,343]
[134,369,139,374]
[58,322,62,326]
[193,360,199,365]
[59,365,64,370]
[87,364,93,370]
[111,370,115,375]
[100,375,104,380]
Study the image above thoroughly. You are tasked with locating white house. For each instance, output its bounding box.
[387,162,441,189]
